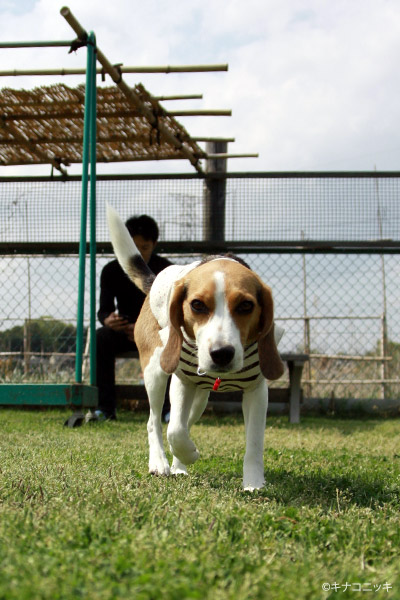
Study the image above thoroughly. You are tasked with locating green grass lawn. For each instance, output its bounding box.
[0,409,399,600]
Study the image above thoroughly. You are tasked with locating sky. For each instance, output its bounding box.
[1,0,400,176]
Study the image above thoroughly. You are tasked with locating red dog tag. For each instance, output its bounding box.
[213,377,221,391]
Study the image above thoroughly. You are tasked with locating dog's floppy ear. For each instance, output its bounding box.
[257,284,285,381]
[160,280,186,374]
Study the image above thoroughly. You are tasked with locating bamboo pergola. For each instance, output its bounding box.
[0,83,208,173]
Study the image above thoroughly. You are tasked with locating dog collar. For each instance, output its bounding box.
[196,367,221,391]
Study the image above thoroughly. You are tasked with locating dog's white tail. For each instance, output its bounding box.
[106,203,155,295]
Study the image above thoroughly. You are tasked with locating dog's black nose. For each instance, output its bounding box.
[210,345,235,367]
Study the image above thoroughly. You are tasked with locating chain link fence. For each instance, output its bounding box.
[1,173,399,402]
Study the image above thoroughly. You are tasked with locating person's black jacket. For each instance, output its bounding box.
[97,254,172,325]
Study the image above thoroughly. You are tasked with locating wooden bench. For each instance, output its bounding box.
[275,353,309,423]
[115,351,309,423]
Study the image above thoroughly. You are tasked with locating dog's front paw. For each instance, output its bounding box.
[180,446,199,465]
[172,442,199,465]
[170,443,199,466]
[167,427,200,465]
[171,456,188,476]
[149,449,170,476]
[149,462,171,476]
[149,463,170,477]
[243,461,265,491]
[243,481,265,492]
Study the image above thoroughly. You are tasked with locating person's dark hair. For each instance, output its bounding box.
[125,214,159,242]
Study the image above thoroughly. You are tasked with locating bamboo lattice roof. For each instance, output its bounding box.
[0,82,206,171]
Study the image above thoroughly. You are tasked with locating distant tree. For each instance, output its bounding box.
[0,318,83,354]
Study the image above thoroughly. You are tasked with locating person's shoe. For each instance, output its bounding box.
[85,410,105,423]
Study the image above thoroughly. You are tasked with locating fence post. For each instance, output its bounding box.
[303,316,311,397]
[203,141,227,241]
[380,313,387,401]
[23,318,31,375]
[302,244,311,397]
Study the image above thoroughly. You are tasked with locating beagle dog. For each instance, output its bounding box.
[107,205,284,490]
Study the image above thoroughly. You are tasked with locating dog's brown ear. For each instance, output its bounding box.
[160,280,186,374]
[257,284,285,381]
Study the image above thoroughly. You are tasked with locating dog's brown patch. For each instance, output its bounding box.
[134,296,163,371]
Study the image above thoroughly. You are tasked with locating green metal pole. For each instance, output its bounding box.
[75,31,96,384]
[89,33,97,387]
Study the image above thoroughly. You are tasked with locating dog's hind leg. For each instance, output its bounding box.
[144,349,170,476]
[167,375,200,469]
[171,387,209,475]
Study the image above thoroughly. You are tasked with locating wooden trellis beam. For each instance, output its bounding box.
[0,65,228,77]
[1,108,231,122]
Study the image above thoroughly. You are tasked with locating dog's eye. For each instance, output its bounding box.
[235,300,254,315]
[190,299,209,314]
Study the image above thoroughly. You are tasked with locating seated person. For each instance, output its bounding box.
[96,214,172,420]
